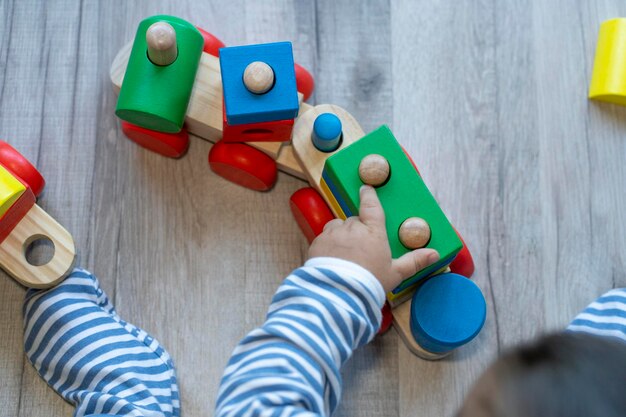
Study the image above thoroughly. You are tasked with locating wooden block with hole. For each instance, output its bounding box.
[0,162,75,288]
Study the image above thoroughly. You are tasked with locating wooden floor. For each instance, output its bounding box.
[1,1,626,416]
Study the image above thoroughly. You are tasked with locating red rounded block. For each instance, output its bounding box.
[401,146,421,177]
[222,103,294,143]
[0,141,45,197]
[378,302,393,335]
[196,26,225,57]
[294,63,314,102]
[121,121,189,158]
[0,186,35,244]
[289,187,335,244]
[450,228,475,278]
[208,141,277,191]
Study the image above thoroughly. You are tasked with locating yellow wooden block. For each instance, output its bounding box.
[386,266,451,306]
[589,18,626,106]
[0,165,26,218]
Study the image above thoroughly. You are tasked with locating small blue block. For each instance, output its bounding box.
[312,113,342,152]
[219,42,299,125]
[410,273,486,354]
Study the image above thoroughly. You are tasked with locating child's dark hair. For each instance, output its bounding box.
[459,332,626,417]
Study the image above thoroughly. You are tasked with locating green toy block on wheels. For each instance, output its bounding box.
[115,15,204,133]
[321,125,462,296]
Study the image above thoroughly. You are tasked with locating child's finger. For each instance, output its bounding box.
[392,248,440,280]
[358,185,386,229]
[323,218,344,231]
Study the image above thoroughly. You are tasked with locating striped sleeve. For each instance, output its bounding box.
[214,257,386,417]
[23,268,180,417]
[567,288,626,343]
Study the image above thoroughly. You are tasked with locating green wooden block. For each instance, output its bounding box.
[116,15,203,133]
[322,125,462,294]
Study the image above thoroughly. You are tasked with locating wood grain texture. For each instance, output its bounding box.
[1,1,626,417]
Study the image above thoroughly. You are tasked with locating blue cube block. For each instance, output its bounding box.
[219,42,299,125]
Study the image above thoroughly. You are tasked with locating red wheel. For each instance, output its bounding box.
[121,121,189,158]
[196,26,225,57]
[378,302,393,335]
[449,228,475,278]
[401,146,421,177]
[0,141,45,197]
[289,187,335,243]
[209,141,277,191]
[294,63,314,102]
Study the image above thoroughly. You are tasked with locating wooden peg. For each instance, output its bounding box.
[146,22,177,66]
[359,154,390,186]
[312,113,342,152]
[399,217,431,249]
[243,61,275,94]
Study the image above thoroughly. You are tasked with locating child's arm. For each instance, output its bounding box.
[567,288,626,342]
[215,186,439,417]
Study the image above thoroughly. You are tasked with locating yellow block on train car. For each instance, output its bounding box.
[0,164,26,218]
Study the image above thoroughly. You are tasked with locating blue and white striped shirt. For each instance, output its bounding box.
[21,262,626,416]
[23,268,179,417]
[215,257,385,417]
[215,258,626,417]
[567,288,626,343]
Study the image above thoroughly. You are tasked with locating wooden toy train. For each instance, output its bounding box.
[109,15,487,360]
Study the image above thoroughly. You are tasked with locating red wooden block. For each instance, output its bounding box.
[208,140,277,191]
[289,187,335,244]
[294,63,314,102]
[196,26,225,57]
[222,103,294,143]
[121,121,189,158]
[401,145,421,177]
[0,141,45,198]
[0,174,36,244]
[450,228,475,278]
[378,302,393,335]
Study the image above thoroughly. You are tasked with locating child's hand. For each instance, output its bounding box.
[308,185,440,293]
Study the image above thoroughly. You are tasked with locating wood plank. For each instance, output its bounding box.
[311,1,398,417]
[2,1,626,417]
[391,1,498,416]
[98,3,252,416]
[0,0,101,414]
